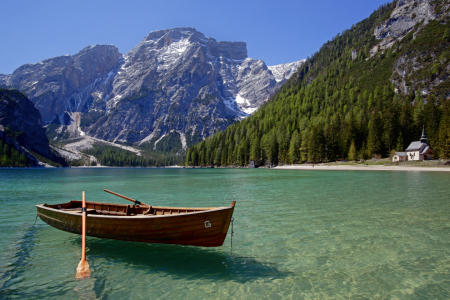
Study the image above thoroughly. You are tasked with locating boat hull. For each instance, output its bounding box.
[36,201,235,247]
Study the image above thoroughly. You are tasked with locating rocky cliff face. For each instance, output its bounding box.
[0,74,10,87]
[7,28,303,150]
[370,0,450,95]
[0,89,51,159]
[374,0,437,39]
[268,61,306,83]
[9,45,122,124]
[87,28,303,146]
[231,59,304,114]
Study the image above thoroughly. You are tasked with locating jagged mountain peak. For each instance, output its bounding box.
[12,44,121,75]
[9,28,304,152]
[9,44,122,123]
[144,27,201,41]
[129,27,248,63]
[139,27,216,53]
[75,44,121,62]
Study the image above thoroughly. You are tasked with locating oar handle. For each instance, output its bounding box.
[104,189,148,206]
[81,191,86,261]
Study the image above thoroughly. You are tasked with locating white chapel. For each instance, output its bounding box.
[393,127,434,161]
[393,127,434,162]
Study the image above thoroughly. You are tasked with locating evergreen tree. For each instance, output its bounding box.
[214,143,222,166]
[383,105,395,154]
[348,141,357,161]
[250,136,261,162]
[396,134,404,152]
[267,131,278,164]
[3,144,10,157]
[438,100,450,159]
[443,27,450,41]
[2,156,9,167]
[191,148,199,166]
[300,130,309,162]
[368,112,383,157]
[288,130,300,163]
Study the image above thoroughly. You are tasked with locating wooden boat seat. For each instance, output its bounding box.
[78,209,97,214]
[61,208,98,214]
[96,211,128,216]
[61,205,149,216]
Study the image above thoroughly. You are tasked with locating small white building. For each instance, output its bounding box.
[405,127,435,161]
[392,152,407,162]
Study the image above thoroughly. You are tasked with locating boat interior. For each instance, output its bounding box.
[43,200,214,216]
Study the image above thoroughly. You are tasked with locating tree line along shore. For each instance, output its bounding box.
[185,4,450,167]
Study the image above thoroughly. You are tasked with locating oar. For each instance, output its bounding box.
[76,191,90,279]
[104,189,148,206]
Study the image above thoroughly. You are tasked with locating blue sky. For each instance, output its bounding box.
[1,0,391,74]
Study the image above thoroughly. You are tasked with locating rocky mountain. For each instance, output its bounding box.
[5,28,303,152]
[268,61,306,83]
[0,74,10,87]
[186,0,450,167]
[8,45,121,125]
[374,0,437,40]
[371,0,449,95]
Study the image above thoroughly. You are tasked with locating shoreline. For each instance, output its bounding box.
[274,164,450,172]
[3,164,450,172]
[0,165,185,169]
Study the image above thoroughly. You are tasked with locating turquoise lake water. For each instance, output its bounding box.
[0,168,450,299]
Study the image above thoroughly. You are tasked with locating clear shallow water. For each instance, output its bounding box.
[0,168,450,299]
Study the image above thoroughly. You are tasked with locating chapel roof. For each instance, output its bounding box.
[420,145,430,154]
[406,141,427,152]
[406,126,433,152]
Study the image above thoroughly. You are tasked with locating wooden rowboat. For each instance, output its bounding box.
[35,200,236,247]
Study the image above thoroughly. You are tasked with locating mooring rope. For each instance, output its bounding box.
[34,213,38,226]
[230,217,234,250]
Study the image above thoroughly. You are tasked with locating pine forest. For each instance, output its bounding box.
[186,1,450,167]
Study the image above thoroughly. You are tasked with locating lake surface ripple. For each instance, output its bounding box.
[1,168,449,299]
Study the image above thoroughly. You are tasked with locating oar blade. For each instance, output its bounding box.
[76,259,90,279]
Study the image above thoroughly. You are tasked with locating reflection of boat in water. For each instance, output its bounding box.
[36,200,236,247]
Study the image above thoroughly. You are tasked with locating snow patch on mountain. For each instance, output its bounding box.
[235,94,257,114]
[8,27,305,152]
[268,60,305,82]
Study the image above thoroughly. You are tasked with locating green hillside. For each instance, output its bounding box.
[186,1,450,166]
